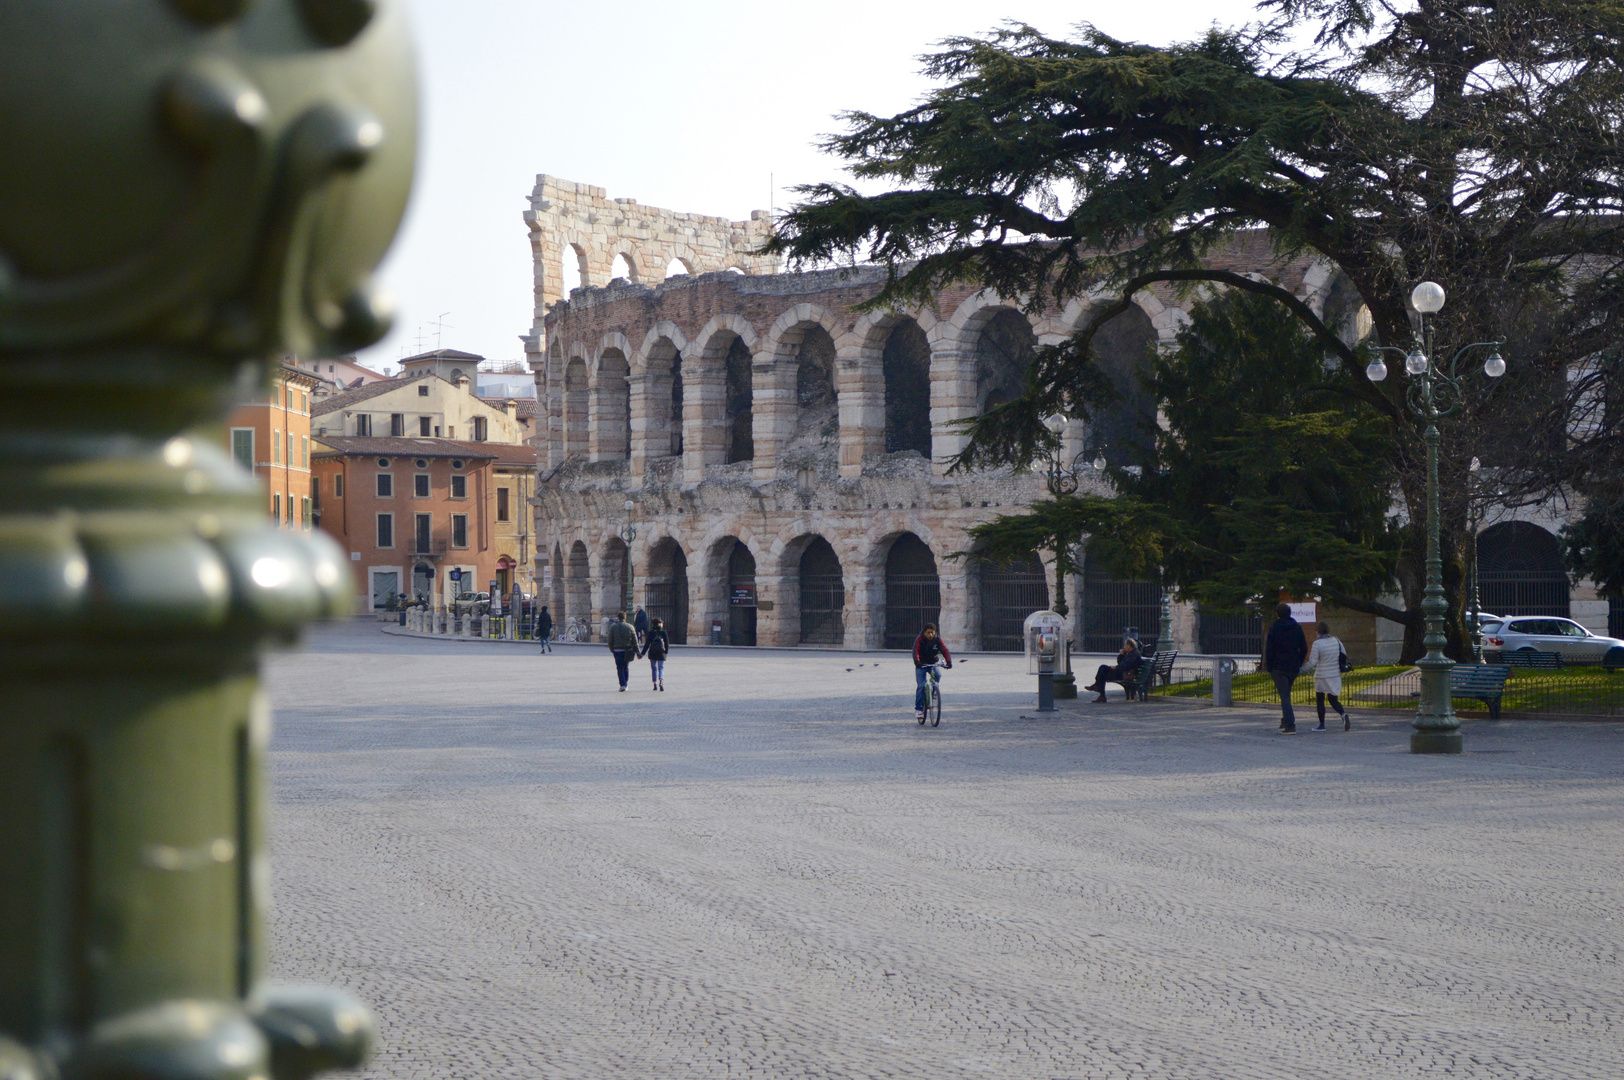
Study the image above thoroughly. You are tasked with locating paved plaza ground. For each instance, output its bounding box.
[266,621,1623,1080]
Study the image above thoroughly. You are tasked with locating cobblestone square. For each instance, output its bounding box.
[267,623,1623,1079]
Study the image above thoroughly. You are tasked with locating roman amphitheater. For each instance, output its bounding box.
[522,176,1609,658]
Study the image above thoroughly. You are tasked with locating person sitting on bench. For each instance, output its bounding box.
[1085,637,1142,703]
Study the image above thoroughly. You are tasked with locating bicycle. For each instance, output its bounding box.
[564,616,591,642]
[917,664,943,727]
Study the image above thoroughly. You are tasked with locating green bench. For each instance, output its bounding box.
[1451,664,1511,718]
[1126,650,1178,701]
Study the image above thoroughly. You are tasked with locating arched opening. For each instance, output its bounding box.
[664,257,690,279]
[564,358,589,460]
[977,308,1036,412]
[561,244,584,295]
[550,543,566,621]
[670,349,684,457]
[1321,273,1373,352]
[603,537,633,617]
[567,541,591,635]
[593,348,630,460]
[610,252,636,282]
[1479,521,1569,617]
[793,326,838,447]
[724,336,754,463]
[1080,547,1161,653]
[644,338,684,459]
[646,538,689,644]
[884,533,940,649]
[977,551,1048,651]
[798,537,845,645]
[1090,304,1158,466]
[882,320,931,457]
[721,539,757,646]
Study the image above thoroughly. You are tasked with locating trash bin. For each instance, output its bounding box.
[1213,656,1237,706]
[711,620,724,645]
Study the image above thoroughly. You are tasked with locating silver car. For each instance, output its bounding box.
[1481,617,1624,668]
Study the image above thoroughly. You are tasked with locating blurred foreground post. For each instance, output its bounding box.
[0,4,416,1078]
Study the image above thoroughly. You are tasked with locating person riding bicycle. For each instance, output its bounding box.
[912,623,953,722]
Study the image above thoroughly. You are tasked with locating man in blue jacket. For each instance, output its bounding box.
[1262,603,1309,733]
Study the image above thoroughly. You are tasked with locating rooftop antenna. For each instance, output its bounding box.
[433,311,453,351]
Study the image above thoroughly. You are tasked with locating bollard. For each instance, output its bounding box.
[1213,656,1237,706]
[0,6,416,1080]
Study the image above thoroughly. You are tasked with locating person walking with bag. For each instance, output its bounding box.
[1302,620,1352,731]
[641,617,670,691]
[535,605,554,654]
[1262,603,1309,733]
[605,611,638,692]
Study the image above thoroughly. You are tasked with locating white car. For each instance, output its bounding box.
[1481,617,1624,669]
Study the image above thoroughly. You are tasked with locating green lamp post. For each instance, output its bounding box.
[1365,281,1506,754]
[0,3,416,1078]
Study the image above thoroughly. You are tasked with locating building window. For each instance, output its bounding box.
[415,458,428,468]
[311,477,320,501]
[377,457,390,468]
[377,513,394,548]
[451,459,464,469]
[450,474,467,499]
[418,384,430,397]
[271,429,281,464]
[414,513,432,553]
[300,391,308,412]
[376,473,393,497]
[414,473,430,497]
[472,416,488,441]
[300,435,309,468]
[272,493,281,520]
[496,487,510,522]
[334,473,344,497]
[390,413,405,436]
[451,513,468,548]
[419,416,432,436]
[231,429,254,471]
[446,425,455,439]
[301,496,312,528]
[287,431,294,467]
[355,414,372,436]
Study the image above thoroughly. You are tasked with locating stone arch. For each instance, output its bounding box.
[1320,272,1373,351]
[704,535,759,646]
[880,531,940,649]
[550,542,566,621]
[591,337,631,462]
[563,353,589,460]
[609,251,638,283]
[881,319,931,457]
[1083,300,1159,466]
[780,533,845,645]
[643,535,690,644]
[566,540,592,635]
[599,536,634,618]
[974,548,1049,652]
[633,323,689,463]
[561,241,586,295]
[1479,521,1570,618]
[689,315,759,468]
[973,307,1038,413]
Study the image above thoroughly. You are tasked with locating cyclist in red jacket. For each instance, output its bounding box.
[912,623,953,721]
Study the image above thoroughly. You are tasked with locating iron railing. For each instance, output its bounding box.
[979,561,1048,652]
[885,573,940,649]
[800,573,845,645]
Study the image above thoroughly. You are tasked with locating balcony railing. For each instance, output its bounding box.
[411,539,448,558]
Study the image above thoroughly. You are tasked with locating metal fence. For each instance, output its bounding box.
[1479,570,1571,619]
[644,582,688,644]
[800,573,845,645]
[1079,571,1162,653]
[885,574,940,650]
[979,560,1049,652]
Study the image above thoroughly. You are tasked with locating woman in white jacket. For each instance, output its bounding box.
[1301,621,1351,731]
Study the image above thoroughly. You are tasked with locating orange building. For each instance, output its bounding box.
[310,436,505,610]
[225,363,323,528]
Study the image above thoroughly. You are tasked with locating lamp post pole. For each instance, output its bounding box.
[1365,282,1506,754]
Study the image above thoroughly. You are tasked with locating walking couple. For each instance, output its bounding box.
[605,610,670,692]
[1263,603,1352,733]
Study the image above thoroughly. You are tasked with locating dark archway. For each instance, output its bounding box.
[603,537,633,616]
[646,538,688,644]
[567,540,591,634]
[724,337,754,463]
[1479,521,1569,617]
[798,537,845,645]
[978,552,1048,651]
[564,358,589,460]
[595,348,630,460]
[1090,304,1158,466]
[976,308,1036,413]
[669,348,684,456]
[725,539,757,645]
[882,320,931,456]
[793,327,838,446]
[884,533,940,649]
[1080,548,1161,653]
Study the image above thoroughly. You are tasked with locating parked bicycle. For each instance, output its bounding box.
[564,616,591,643]
[917,664,943,727]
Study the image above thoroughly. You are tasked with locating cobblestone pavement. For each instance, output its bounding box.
[267,622,1624,1080]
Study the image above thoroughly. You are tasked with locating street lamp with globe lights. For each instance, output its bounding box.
[1364,281,1507,753]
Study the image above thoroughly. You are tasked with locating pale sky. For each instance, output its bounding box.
[359,0,1274,374]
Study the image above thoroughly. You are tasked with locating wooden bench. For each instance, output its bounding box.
[1123,650,1178,701]
[1488,649,1564,669]
[1451,664,1511,718]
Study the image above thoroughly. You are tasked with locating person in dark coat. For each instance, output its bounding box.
[640,617,670,691]
[633,606,650,646]
[605,611,639,691]
[1262,603,1310,732]
[1085,638,1142,703]
[535,605,553,654]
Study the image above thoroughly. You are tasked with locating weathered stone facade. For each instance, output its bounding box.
[524,180,1615,656]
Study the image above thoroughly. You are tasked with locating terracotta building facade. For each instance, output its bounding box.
[225,363,323,529]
